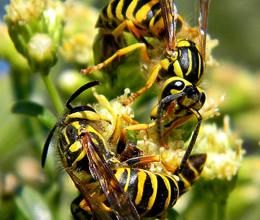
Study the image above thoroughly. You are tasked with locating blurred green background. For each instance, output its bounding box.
[0,0,259,220]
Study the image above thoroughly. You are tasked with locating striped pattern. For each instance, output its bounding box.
[165,39,204,85]
[71,154,206,218]
[178,153,207,196]
[114,168,179,217]
[95,1,204,86]
[96,0,181,40]
[58,120,107,172]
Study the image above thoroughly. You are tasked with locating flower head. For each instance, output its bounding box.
[195,116,245,202]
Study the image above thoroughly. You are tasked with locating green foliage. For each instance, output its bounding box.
[11,101,56,129]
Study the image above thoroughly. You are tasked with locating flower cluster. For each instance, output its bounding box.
[195,116,245,204]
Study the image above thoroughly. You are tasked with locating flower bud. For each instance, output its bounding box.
[26,34,57,73]
[4,0,65,74]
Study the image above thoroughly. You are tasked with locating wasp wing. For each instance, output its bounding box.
[198,0,211,60]
[65,166,113,220]
[160,0,178,51]
[83,133,140,220]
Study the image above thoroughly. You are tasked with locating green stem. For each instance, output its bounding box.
[40,73,63,115]
[216,200,227,220]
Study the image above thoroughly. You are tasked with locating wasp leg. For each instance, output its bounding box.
[122,155,160,167]
[119,113,170,150]
[156,211,168,220]
[120,114,156,135]
[160,159,179,174]
[160,106,202,175]
[81,43,150,75]
[112,19,153,49]
[113,114,149,155]
[92,91,122,144]
[79,194,113,213]
[121,123,154,137]
[123,63,162,105]
[117,113,155,146]
[92,90,149,146]
[177,108,202,174]
[93,92,116,119]
[120,114,140,126]
[162,115,193,138]
[110,115,123,144]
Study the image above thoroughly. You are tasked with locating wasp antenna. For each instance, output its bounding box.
[198,0,211,61]
[66,81,101,110]
[157,92,186,143]
[42,123,59,167]
[178,108,202,174]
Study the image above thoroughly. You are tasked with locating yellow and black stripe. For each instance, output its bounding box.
[42,81,141,219]
[71,153,207,219]
[58,121,108,172]
[177,153,207,195]
[164,39,204,85]
[96,0,183,41]
[41,81,104,169]
[114,168,178,217]
[96,1,203,85]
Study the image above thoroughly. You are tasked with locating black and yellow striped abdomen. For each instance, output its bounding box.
[114,168,179,217]
[96,0,182,40]
[70,153,207,219]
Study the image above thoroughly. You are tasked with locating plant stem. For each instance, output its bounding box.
[40,73,63,115]
[216,200,227,220]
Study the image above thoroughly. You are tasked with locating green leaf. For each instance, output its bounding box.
[11,101,57,129]
[15,186,53,220]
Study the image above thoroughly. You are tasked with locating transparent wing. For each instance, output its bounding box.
[65,167,113,220]
[83,133,141,220]
[160,0,178,51]
[198,0,211,60]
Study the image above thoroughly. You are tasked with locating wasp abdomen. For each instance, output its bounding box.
[96,0,182,40]
[114,168,179,217]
